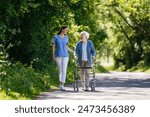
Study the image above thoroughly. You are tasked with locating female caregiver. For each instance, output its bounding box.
[52,25,73,91]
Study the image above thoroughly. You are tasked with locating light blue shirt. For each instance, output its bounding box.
[82,42,87,61]
[52,35,69,57]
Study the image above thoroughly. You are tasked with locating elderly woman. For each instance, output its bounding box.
[75,31,96,90]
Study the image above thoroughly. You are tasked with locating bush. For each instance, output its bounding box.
[0,62,51,99]
[0,60,75,99]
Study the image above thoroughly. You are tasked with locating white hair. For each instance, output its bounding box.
[80,31,89,39]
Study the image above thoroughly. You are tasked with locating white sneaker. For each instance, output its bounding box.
[60,85,66,91]
[62,85,66,91]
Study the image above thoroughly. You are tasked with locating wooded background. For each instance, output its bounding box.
[0,0,150,99]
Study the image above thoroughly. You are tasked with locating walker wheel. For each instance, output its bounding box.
[91,82,96,91]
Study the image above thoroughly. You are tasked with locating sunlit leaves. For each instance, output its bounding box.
[96,0,150,68]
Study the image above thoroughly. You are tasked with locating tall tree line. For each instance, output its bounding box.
[0,0,105,71]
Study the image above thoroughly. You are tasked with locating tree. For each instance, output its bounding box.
[95,0,150,69]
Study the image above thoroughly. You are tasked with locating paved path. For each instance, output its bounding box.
[36,72,150,100]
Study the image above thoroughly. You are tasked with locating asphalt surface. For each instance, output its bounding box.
[36,72,150,100]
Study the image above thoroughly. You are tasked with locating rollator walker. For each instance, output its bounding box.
[73,56,96,91]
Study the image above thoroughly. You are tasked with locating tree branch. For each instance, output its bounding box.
[114,8,135,30]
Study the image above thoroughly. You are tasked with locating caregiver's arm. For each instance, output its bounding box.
[74,43,80,60]
[67,46,74,53]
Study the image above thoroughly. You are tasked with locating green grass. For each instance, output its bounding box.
[96,64,109,73]
[104,63,150,73]
[104,65,150,73]
[127,66,150,73]
[0,91,30,100]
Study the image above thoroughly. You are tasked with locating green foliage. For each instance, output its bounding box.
[0,44,9,80]
[96,64,109,73]
[0,62,51,99]
[96,0,150,69]
[0,0,105,69]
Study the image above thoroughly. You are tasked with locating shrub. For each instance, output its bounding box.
[0,62,51,99]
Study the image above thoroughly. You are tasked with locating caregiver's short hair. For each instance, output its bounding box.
[80,31,89,39]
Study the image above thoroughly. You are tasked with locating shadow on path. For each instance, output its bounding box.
[36,72,150,100]
[96,78,150,88]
